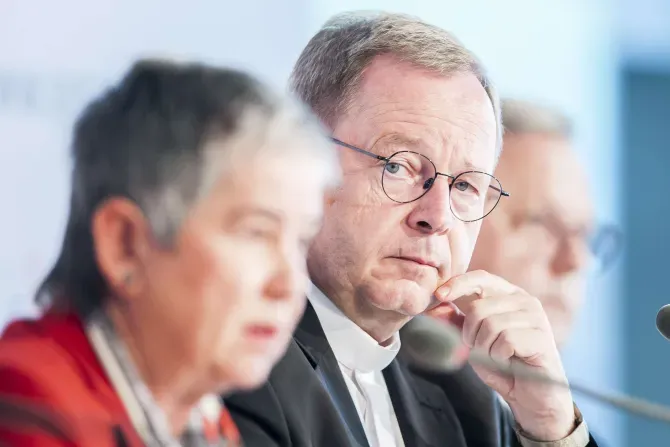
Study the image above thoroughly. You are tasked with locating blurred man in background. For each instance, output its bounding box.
[404,99,620,445]
[468,98,621,348]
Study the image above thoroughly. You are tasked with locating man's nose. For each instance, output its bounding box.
[551,236,590,276]
[406,178,456,235]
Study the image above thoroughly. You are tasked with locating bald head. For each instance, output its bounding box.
[469,100,594,347]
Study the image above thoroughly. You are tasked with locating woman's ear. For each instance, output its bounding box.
[91,197,152,299]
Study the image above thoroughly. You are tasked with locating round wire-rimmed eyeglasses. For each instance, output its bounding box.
[331,137,510,223]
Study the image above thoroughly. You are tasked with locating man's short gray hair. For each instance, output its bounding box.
[502,99,573,139]
[38,59,337,318]
[289,10,502,155]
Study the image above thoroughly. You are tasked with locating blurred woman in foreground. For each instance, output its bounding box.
[0,59,338,446]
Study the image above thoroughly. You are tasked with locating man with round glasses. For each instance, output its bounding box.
[226,11,598,447]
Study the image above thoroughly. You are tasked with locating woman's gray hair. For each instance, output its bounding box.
[37,59,337,318]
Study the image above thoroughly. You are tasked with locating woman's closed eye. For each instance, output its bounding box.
[241,221,278,240]
[228,207,282,239]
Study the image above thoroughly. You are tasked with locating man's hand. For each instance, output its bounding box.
[428,270,576,442]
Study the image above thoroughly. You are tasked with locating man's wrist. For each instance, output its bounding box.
[515,404,590,447]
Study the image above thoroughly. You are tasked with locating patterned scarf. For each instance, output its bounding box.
[86,311,241,447]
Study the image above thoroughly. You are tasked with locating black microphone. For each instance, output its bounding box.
[656,305,670,340]
[401,316,670,424]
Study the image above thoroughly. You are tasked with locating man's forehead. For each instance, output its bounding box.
[337,57,498,172]
[497,133,594,225]
[355,59,493,119]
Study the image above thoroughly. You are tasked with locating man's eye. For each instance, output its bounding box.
[384,162,412,176]
[385,162,401,174]
[453,181,481,197]
[453,181,471,192]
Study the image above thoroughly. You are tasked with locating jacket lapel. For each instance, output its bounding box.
[294,303,370,447]
[431,364,502,446]
[403,354,505,447]
[384,360,468,447]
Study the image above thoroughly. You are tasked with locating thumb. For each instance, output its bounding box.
[425,301,465,330]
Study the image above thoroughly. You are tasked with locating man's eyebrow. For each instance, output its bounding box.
[372,134,435,158]
[460,159,488,172]
[377,134,426,150]
[376,134,492,173]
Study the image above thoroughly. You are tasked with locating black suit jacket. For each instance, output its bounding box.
[226,304,597,447]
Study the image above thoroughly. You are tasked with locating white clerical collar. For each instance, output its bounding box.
[307,283,400,373]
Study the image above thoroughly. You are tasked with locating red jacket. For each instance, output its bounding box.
[0,312,145,446]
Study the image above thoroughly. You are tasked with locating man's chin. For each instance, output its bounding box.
[364,279,435,316]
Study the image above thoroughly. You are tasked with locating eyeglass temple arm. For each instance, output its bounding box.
[486,183,510,197]
[330,137,387,161]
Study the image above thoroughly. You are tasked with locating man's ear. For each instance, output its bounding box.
[91,197,153,298]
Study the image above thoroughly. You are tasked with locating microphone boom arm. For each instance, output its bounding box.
[467,350,670,424]
[403,316,670,425]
